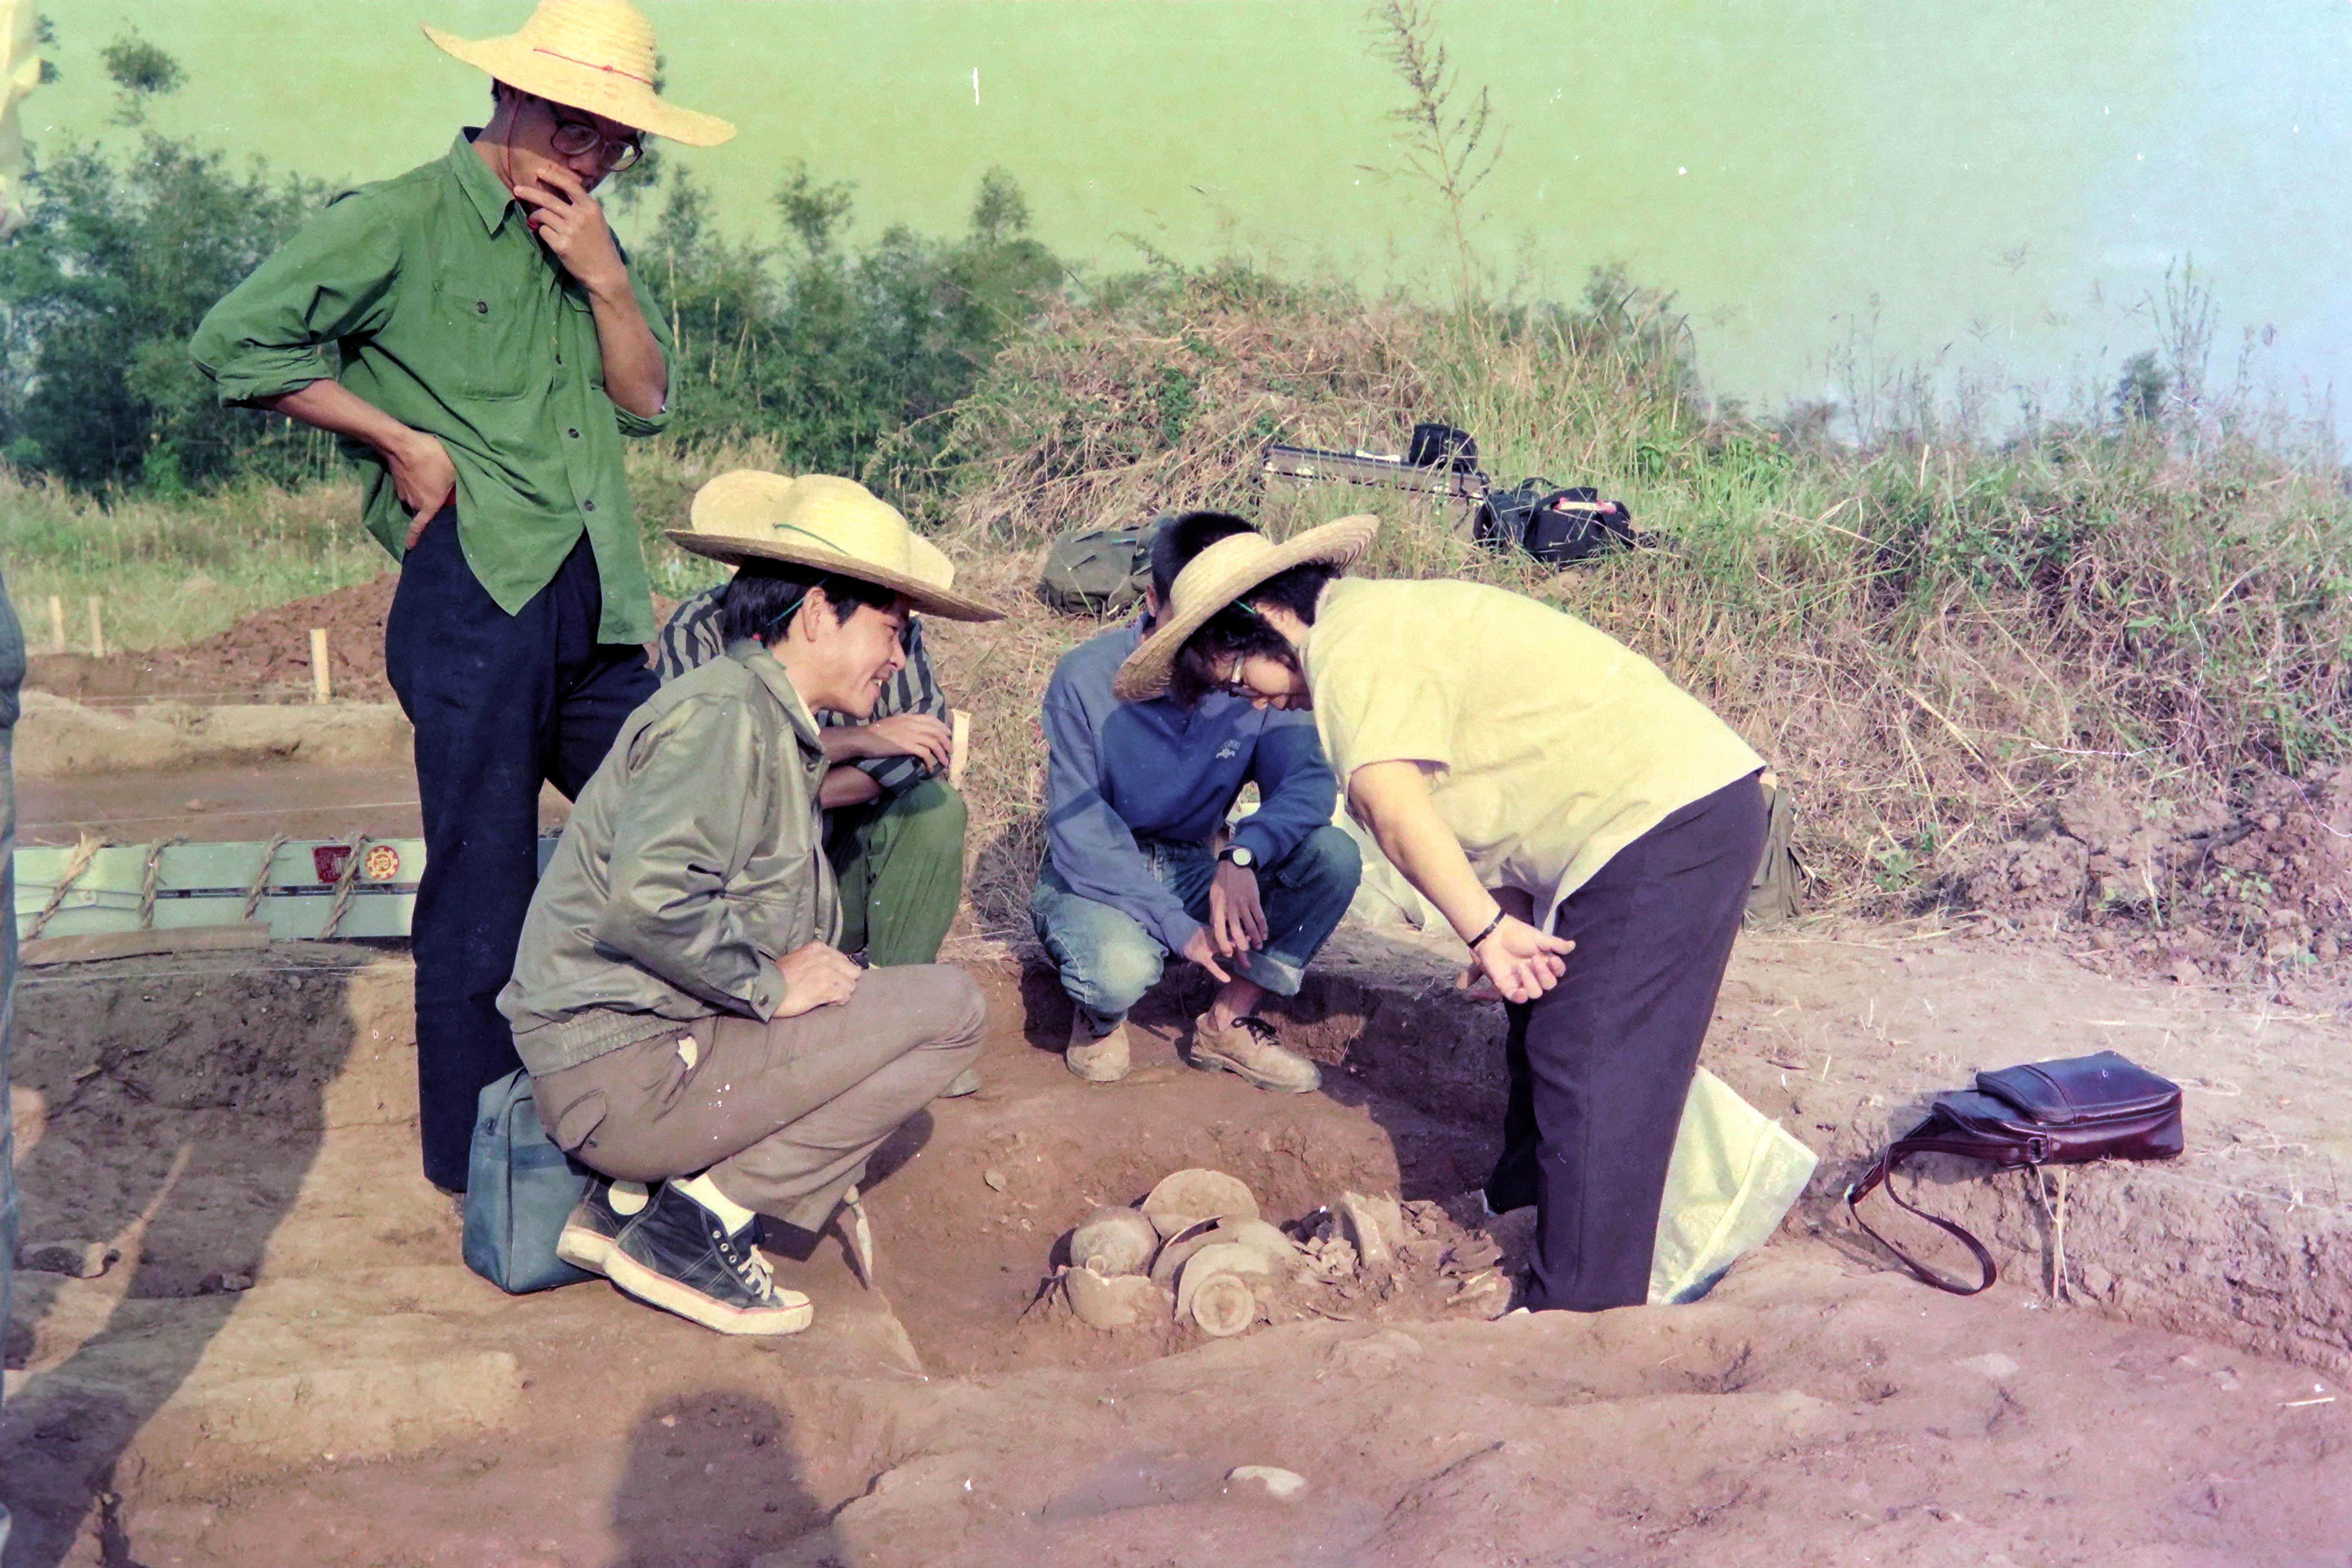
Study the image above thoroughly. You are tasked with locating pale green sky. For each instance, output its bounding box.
[31,2,2349,421]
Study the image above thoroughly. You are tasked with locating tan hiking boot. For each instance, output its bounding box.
[1189,1012,1321,1094]
[1065,1015,1131,1083]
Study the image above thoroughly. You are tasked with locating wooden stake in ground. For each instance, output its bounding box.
[949,707,971,790]
[46,594,63,654]
[86,596,103,658]
[309,627,331,704]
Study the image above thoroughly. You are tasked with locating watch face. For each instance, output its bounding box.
[1226,846,1255,868]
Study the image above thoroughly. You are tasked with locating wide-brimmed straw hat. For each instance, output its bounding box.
[1112,515,1379,701]
[668,472,1002,623]
[425,0,735,147]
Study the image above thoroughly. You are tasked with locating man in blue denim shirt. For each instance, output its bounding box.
[1033,512,1360,1090]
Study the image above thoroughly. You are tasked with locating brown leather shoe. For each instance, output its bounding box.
[1188,1012,1321,1094]
[1065,1015,1131,1083]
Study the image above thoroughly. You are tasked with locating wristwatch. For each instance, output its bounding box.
[1219,843,1257,870]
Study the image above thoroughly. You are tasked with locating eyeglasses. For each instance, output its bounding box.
[1211,660,1259,699]
[539,99,646,170]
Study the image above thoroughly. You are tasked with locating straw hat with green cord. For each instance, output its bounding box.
[424,0,735,147]
[670,472,1004,623]
[1112,514,1380,701]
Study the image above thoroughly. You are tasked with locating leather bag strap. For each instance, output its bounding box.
[1846,1141,2000,1296]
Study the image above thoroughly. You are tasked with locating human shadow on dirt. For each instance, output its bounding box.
[0,948,387,1567]
[610,1391,829,1568]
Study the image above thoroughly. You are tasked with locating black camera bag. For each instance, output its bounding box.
[1473,482,1637,567]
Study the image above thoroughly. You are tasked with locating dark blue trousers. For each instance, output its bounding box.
[385,509,658,1191]
[1485,773,1768,1311]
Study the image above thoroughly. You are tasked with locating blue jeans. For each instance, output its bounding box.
[1031,825,1361,1034]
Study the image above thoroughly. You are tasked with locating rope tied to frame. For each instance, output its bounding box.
[136,837,187,931]
[27,833,106,941]
[320,836,371,940]
[241,834,291,923]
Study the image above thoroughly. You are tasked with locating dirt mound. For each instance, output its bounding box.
[26,577,685,709]
[1960,771,2352,980]
[27,574,400,704]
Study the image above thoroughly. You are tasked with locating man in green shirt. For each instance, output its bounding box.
[191,0,733,1193]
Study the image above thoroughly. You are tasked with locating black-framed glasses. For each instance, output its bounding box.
[539,99,646,170]
[1212,659,1259,699]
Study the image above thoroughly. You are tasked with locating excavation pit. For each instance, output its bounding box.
[10,934,2352,1566]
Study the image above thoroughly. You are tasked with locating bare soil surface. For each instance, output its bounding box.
[27,576,401,706]
[5,919,2350,1567]
[21,574,681,711]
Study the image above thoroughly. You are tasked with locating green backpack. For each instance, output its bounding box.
[1039,527,1154,616]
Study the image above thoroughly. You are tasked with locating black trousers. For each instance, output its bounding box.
[1485,772,1768,1311]
[385,510,658,1191]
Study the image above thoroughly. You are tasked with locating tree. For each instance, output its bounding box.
[0,133,329,487]
[101,30,184,127]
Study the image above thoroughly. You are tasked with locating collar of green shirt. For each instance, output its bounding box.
[449,129,526,237]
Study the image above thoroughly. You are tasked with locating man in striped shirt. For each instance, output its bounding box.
[654,539,968,980]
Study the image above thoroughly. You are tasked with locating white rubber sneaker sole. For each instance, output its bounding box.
[555,1225,614,1276]
[602,1250,816,1336]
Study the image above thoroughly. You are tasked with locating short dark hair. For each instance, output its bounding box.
[1167,563,1339,709]
[1149,510,1255,606]
[1157,516,1342,707]
[720,562,896,645]
[1170,603,1298,709]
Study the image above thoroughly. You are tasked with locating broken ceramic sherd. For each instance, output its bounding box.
[1140,1169,1260,1238]
[1069,1205,1159,1276]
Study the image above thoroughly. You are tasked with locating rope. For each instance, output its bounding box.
[241,834,291,922]
[136,837,187,930]
[319,835,370,940]
[27,832,106,941]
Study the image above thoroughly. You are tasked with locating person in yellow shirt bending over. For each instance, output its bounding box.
[1114,516,1768,1314]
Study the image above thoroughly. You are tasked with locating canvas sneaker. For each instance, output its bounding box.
[602,1183,815,1336]
[937,1066,983,1099]
[555,1176,653,1276]
[1188,1012,1322,1094]
[1065,1015,1131,1083]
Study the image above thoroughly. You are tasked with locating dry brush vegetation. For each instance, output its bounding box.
[6,263,2348,962]
[886,266,2352,951]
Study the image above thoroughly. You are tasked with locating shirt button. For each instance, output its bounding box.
[567,428,580,439]
[474,300,489,314]
[582,499,597,512]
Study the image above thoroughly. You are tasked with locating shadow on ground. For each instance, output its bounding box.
[0,946,403,1564]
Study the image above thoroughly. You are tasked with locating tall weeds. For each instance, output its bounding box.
[902,264,2352,922]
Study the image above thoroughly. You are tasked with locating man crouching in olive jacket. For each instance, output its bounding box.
[499,471,1003,1335]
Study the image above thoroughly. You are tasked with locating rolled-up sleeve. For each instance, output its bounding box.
[611,260,674,438]
[590,695,789,1020]
[190,191,402,407]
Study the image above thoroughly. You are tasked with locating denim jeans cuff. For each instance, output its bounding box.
[1075,1004,1129,1036]
[1238,949,1305,997]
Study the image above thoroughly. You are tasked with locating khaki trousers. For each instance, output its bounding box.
[531,965,986,1233]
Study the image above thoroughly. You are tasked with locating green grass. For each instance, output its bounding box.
[919,264,2352,915]
[0,471,383,651]
[9,263,2347,927]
